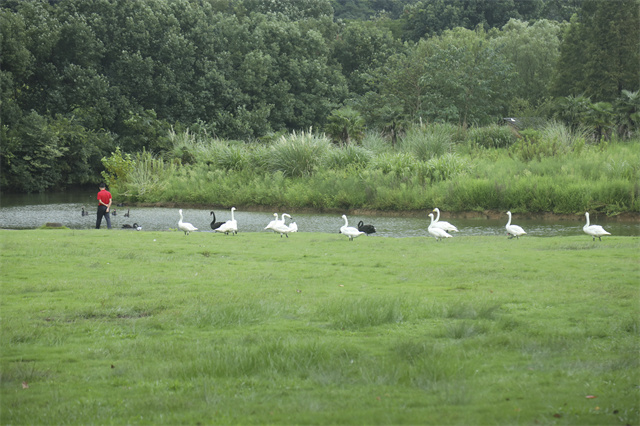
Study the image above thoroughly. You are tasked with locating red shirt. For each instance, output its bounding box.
[97,189,112,207]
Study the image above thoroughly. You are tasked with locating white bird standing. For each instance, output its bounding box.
[505,211,526,239]
[178,209,198,235]
[271,214,297,238]
[340,214,365,241]
[432,208,459,232]
[264,213,280,230]
[215,207,238,235]
[282,213,298,233]
[428,213,452,241]
[583,212,610,241]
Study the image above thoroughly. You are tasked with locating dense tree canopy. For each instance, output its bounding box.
[1,0,638,192]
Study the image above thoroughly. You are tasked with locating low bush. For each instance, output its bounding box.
[267,130,331,177]
[467,124,518,149]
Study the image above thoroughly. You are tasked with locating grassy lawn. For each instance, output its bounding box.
[1,229,638,425]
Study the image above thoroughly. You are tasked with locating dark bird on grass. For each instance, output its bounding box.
[122,223,139,229]
[357,220,376,235]
[112,209,117,216]
[81,207,89,216]
[210,211,225,231]
[124,209,130,217]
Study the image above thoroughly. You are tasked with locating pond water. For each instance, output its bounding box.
[1,191,638,238]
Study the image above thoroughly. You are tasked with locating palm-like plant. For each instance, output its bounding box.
[325,106,365,146]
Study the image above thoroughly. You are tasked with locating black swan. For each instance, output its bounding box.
[357,220,376,235]
[210,211,225,231]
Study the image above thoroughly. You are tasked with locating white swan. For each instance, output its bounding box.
[432,208,459,232]
[270,214,297,238]
[178,209,198,235]
[583,212,610,241]
[283,214,298,233]
[340,214,365,241]
[215,207,237,235]
[264,213,279,231]
[505,211,526,239]
[428,213,452,241]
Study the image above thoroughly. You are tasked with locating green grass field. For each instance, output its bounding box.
[1,229,638,425]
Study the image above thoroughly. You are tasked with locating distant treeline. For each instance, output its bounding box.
[1,0,638,192]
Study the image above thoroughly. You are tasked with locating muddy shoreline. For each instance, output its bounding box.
[131,202,640,222]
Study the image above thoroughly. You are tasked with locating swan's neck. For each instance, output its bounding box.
[506,214,511,227]
[585,214,590,227]
[428,215,434,225]
[343,216,348,227]
[231,209,235,220]
[434,209,440,222]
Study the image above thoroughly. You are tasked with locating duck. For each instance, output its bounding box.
[122,222,141,230]
[124,209,130,217]
[340,215,365,241]
[428,213,452,241]
[81,207,89,216]
[210,211,225,231]
[178,209,198,235]
[357,220,376,235]
[215,207,237,235]
[505,211,526,239]
[431,208,459,232]
[583,212,610,241]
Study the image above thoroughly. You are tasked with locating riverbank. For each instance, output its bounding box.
[106,135,639,217]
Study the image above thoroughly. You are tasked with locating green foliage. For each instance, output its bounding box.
[497,19,562,108]
[325,106,365,145]
[0,111,110,192]
[423,153,471,183]
[399,123,454,160]
[323,144,372,170]
[2,0,639,194]
[120,151,176,201]
[467,124,517,149]
[552,0,640,102]
[100,147,135,190]
[267,130,331,177]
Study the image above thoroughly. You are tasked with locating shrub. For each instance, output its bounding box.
[101,147,135,190]
[361,131,393,155]
[323,145,372,170]
[467,124,518,149]
[369,152,417,179]
[121,151,175,200]
[268,130,331,177]
[399,123,453,160]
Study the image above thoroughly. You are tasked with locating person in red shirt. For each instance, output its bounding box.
[96,183,112,229]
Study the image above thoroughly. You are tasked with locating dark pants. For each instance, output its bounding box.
[96,205,112,229]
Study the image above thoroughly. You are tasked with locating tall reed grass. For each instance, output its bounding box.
[116,124,640,214]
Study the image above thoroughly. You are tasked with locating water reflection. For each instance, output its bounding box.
[0,201,638,237]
